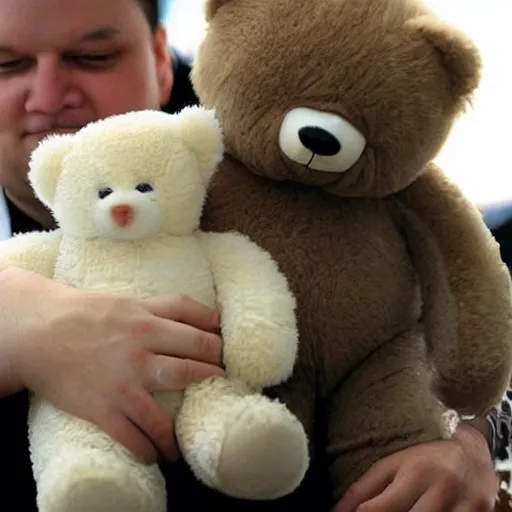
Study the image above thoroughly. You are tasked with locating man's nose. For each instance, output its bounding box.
[25,56,82,114]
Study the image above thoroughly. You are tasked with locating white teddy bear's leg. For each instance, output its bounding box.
[176,377,309,500]
[28,395,166,512]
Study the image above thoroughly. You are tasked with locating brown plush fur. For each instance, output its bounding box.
[185,0,512,507]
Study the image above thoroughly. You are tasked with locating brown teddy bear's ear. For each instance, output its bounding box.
[205,0,234,21]
[406,15,482,104]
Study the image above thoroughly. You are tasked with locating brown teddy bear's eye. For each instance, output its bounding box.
[135,182,153,193]
[98,187,113,199]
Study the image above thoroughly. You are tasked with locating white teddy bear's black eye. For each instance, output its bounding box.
[98,187,113,199]
[135,182,154,193]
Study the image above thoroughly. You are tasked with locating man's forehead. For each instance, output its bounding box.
[77,27,122,44]
[0,0,142,50]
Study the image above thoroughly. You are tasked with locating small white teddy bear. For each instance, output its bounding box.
[0,107,309,511]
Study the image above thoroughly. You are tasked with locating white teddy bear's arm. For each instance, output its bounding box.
[198,231,299,390]
[0,230,62,277]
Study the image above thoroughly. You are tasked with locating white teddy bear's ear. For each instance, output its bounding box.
[28,133,75,208]
[177,106,224,186]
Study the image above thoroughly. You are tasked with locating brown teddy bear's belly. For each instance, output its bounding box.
[200,156,423,506]
[202,157,421,383]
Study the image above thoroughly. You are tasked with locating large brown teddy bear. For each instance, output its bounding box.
[165,0,512,508]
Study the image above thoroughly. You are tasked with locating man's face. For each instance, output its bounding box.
[0,0,172,198]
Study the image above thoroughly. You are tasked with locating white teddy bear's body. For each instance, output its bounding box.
[0,107,309,512]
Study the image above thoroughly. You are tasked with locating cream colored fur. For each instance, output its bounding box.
[0,107,309,511]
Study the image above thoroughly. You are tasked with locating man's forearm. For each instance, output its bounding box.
[0,339,25,398]
[467,416,493,452]
[0,347,24,397]
[0,265,25,397]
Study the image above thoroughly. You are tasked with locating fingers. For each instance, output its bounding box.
[148,317,223,366]
[335,458,398,511]
[119,384,177,462]
[410,483,459,512]
[121,385,176,460]
[98,407,158,464]
[411,482,496,512]
[353,468,428,512]
[144,354,225,392]
[452,500,495,512]
[143,294,220,333]
[118,354,225,462]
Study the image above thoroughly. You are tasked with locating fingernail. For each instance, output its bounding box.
[212,311,221,327]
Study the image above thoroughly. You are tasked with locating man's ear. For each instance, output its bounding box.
[152,25,173,106]
[28,134,74,209]
[406,15,482,105]
[205,0,236,22]
[177,106,224,186]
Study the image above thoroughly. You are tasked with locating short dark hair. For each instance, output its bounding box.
[137,0,159,31]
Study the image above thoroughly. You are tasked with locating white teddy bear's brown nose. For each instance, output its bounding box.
[110,204,134,227]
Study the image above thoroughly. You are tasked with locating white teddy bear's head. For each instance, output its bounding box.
[28,106,224,240]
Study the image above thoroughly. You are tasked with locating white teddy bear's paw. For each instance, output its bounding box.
[36,455,166,512]
[42,477,146,512]
[216,398,309,500]
[177,377,309,500]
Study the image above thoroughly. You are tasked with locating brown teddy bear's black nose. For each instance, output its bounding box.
[298,127,341,156]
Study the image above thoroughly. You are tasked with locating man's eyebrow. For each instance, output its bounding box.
[0,28,121,54]
[78,27,121,43]
[0,45,18,54]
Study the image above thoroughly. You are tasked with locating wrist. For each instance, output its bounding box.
[0,267,25,396]
[0,330,25,398]
[0,265,61,395]
[465,416,492,446]
[457,417,494,462]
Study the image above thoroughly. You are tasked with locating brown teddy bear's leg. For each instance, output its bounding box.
[325,327,446,502]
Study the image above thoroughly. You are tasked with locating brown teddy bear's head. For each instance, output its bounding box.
[192,0,481,197]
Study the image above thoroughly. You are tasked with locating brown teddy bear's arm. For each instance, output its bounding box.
[392,163,512,415]
[326,328,447,503]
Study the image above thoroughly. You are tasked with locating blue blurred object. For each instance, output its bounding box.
[159,0,174,20]
[481,202,512,230]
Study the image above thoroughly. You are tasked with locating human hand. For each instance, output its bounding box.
[4,268,224,464]
[334,422,498,511]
